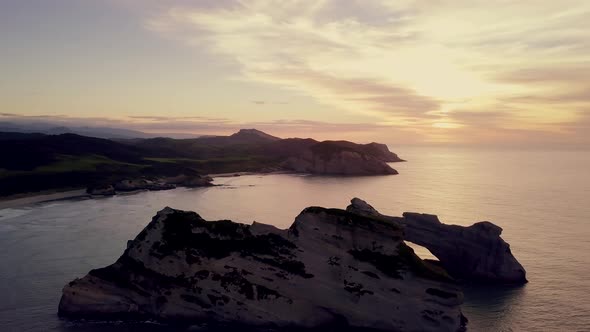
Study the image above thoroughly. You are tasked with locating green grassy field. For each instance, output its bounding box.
[0,155,145,179]
[0,152,278,196]
[143,156,275,173]
[34,155,143,173]
[144,156,255,163]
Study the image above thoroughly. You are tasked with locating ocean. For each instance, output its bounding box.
[0,146,589,331]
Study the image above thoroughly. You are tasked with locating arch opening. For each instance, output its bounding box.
[405,241,438,261]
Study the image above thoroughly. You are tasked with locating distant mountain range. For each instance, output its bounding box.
[0,129,404,196]
[0,121,201,139]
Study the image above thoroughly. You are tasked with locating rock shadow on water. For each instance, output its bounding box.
[461,283,526,331]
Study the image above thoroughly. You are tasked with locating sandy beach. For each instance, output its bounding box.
[0,172,288,210]
[206,171,262,178]
[0,175,242,210]
[0,189,89,210]
[207,170,294,178]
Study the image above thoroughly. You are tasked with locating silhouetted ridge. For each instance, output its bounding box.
[230,129,280,142]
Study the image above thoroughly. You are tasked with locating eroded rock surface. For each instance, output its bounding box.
[163,174,214,188]
[114,178,176,192]
[347,198,527,284]
[87,175,213,196]
[59,204,465,331]
[86,184,116,196]
[278,140,402,175]
[284,150,398,175]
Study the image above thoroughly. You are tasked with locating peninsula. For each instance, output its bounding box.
[0,130,403,197]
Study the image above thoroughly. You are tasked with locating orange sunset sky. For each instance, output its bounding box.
[1,0,589,146]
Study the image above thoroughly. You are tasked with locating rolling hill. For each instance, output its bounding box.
[0,129,404,196]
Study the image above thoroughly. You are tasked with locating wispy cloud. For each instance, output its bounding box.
[0,113,417,142]
[251,100,289,105]
[3,0,589,146]
[145,0,590,144]
[127,115,231,122]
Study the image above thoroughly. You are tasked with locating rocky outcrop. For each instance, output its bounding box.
[86,175,213,196]
[59,204,465,331]
[114,179,176,192]
[347,198,527,284]
[283,150,398,175]
[267,139,402,175]
[363,142,405,162]
[86,184,115,196]
[163,174,214,188]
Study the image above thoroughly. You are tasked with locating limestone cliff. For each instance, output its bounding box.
[59,204,465,331]
[283,149,398,175]
[347,198,527,284]
[276,140,402,175]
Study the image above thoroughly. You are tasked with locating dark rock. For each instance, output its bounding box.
[114,178,176,192]
[59,203,465,331]
[86,184,115,196]
[347,198,527,284]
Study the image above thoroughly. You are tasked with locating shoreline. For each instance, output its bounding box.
[0,171,326,210]
[0,189,89,210]
[0,172,279,210]
[206,170,291,178]
[206,171,259,178]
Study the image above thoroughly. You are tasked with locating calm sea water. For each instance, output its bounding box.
[1,147,589,332]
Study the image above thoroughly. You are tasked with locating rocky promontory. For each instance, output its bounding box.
[86,175,214,196]
[347,198,527,284]
[283,150,398,175]
[282,141,401,175]
[59,201,468,331]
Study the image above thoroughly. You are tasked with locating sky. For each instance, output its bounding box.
[1,0,589,146]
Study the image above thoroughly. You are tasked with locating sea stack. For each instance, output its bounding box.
[347,198,527,284]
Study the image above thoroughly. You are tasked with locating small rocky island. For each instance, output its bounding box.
[58,198,526,331]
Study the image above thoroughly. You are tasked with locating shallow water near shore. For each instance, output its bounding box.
[1,146,589,331]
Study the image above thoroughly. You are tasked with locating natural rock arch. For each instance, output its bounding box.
[347,198,527,284]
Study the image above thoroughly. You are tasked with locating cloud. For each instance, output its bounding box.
[0,113,406,142]
[490,65,590,109]
[8,0,586,146]
[494,66,590,84]
[251,100,289,105]
[143,0,590,145]
[447,110,513,127]
[147,0,441,123]
[250,68,440,120]
[127,115,231,122]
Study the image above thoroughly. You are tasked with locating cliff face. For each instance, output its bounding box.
[267,139,402,175]
[59,204,465,331]
[401,213,527,284]
[364,142,405,162]
[283,149,398,175]
[347,198,527,284]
